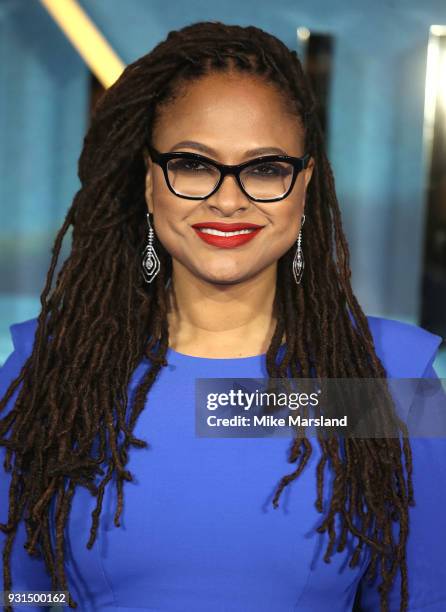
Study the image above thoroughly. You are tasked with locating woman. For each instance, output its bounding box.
[1,21,445,612]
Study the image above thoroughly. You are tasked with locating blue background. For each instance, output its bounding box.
[0,0,445,374]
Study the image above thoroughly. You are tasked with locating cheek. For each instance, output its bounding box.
[151,176,181,226]
[150,185,194,254]
[152,198,182,243]
[265,199,305,259]
[270,195,304,235]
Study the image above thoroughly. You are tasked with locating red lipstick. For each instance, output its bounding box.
[191,222,264,249]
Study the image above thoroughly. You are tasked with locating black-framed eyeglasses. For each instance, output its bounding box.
[147,145,310,203]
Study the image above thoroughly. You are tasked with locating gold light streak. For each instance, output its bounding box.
[39,0,125,88]
[423,26,446,171]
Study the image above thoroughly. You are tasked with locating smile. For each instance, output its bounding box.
[191,222,264,249]
[198,228,255,236]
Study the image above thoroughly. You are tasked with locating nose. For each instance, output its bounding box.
[205,173,250,216]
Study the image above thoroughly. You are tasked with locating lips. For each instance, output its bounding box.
[191,222,264,249]
[192,222,264,231]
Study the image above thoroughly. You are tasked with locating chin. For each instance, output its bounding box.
[196,266,249,285]
[201,273,244,286]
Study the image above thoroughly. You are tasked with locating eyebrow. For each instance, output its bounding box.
[169,140,289,158]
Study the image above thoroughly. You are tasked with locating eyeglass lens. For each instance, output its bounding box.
[166,157,295,200]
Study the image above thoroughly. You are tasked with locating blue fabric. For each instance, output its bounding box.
[0,315,445,612]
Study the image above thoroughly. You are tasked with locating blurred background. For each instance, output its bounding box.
[0,0,445,374]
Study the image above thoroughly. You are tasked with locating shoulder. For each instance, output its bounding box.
[366,315,443,377]
[8,316,39,358]
[0,318,39,417]
[5,314,444,377]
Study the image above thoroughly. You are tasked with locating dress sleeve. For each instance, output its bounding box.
[358,357,446,611]
[0,324,53,611]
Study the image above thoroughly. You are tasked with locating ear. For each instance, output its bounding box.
[143,149,154,214]
[303,156,315,192]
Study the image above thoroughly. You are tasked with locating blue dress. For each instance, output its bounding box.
[0,316,445,612]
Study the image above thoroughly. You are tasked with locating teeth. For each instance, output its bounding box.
[198,228,256,236]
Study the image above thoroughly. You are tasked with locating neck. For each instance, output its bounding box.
[166,260,279,358]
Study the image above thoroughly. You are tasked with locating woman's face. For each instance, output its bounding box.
[145,72,314,285]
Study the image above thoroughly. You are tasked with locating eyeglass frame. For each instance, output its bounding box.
[147,144,311,203]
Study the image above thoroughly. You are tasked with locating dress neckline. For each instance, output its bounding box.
[166,346,267,362]
[166,343,288,362]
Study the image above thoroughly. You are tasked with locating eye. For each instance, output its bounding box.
[247,162,293,178]
[253,164,278,176]
[168,158,212,173]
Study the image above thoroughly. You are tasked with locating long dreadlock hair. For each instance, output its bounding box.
[0,21,414,612]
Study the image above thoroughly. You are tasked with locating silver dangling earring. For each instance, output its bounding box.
[141,213,161,283]
[292,214,305,284]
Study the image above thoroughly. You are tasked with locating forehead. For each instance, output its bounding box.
[152,72,304,158]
